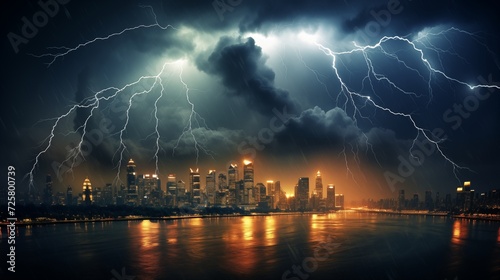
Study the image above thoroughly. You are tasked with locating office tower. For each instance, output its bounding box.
[275,181,281,207]
[206,170,217,205]
[218,173,227,192]
[258,182,266,203]
[425,190,433,211]
[267,180,275,207]
[456,181,474,212]
[103,183,113,205]
[138,174,161,206]
[297,177,309,211]
[190,168,201,205]
[126,159,138,206]
[228,164,238,205]
[412,193,419,209]
[315,171,323,199]
[167,174,177,196]
[66,186,73,206]
[335,194,345,210]
[243,160,255,204]
[44,174,53,205]
[326,184,335,210]
[177,180,186,205]
[398,189,405,210]
[82,177,93,206]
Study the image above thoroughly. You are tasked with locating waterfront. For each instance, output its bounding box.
[1,212,499,279]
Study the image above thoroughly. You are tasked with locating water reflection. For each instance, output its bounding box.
[451,220,468,245]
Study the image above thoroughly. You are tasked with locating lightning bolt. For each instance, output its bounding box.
[300,27,499,184]
[28,5,176,67]
[26,7,212,190]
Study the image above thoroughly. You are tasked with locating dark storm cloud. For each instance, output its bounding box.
[342,0,500,37]
[273,106,360,151]
[272,106,409,166]
[196,36,300,115]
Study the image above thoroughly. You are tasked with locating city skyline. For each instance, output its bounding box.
[2,0,500,207]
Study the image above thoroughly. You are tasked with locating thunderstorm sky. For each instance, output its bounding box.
[1,0,500,201]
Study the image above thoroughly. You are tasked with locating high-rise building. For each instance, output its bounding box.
[456,181,474,212]
[296,177,309,211]
[243,160,255,204]
[43,174,53,205]
[315,171,323,199]
[66,186,73,206]
[82,177,93,206]
[126,159,138,206]
[267,180,275,207]
[190,168,201,205]
[275,181,281,207]
[398,189,405,210]
[218,173,227,192]
[103,183,113,205]
[335,194,344,210]
[425,190,433,211]
[326,184,335,210]
[257,183,266,203]
[206,170,217,205]
[138,174,161,206]
[228,164,238,205]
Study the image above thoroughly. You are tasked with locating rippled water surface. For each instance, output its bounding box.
[2,212,499,279]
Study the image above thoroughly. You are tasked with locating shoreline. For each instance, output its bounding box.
[2,209,499,227]
[0,212,325,227]
[352,208,500,222]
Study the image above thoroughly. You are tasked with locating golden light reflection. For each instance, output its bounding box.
[497,227,500,243]
[140,220,160,249]
[451,220,468,245]
[135,221,162,277]
[242,216,254,241]
[265,216,276,246]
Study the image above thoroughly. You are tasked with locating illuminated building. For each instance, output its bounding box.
[456,181,474,212]
[296,177,309,211]
[176,180,186,206]
[335,193,344,210]
[165,174,177,207]
[267,180,275,208]
[218,173,228,192]
[228,164,238,205]
[243,160,255,204]
[82,177,92,206]
[190,168,201,205]
[137,174,161,207]
[315,171,323,199]
[206,170,217,205]
[326,184,335,210]
[126,159,138,206]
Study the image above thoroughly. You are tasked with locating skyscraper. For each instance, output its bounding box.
[228,164,238,205]
[315,171,323,199]
[243,160,255,204]
[206,170,217,205]
[296,177,309,211]
[190,168,201,205]
[66,186,73,206]
[126,159,138,206]
[82,177,92,206]
[326,184,335,210]
[43,174,53,205]
[138,174,161,206]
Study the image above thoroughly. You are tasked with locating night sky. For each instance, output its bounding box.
[2,0,500,202]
